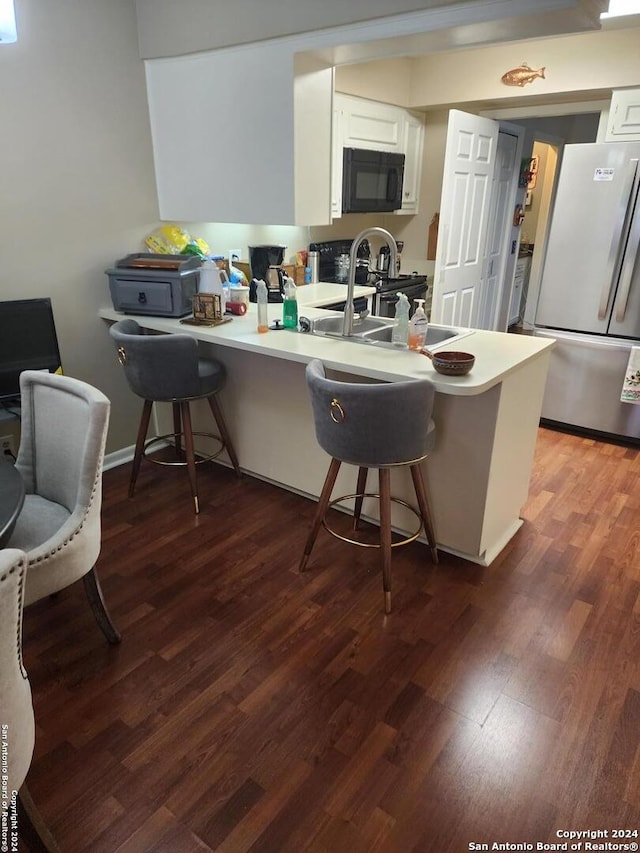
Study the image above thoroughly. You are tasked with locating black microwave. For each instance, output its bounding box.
[342,148,405,214]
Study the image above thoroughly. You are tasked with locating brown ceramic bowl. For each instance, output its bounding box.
[431,350,475,376]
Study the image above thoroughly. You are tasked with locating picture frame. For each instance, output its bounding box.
[193,292,222,321]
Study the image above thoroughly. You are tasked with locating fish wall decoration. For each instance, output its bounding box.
[501,63,546,87]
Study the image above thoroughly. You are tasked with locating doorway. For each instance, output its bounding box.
[510,137,561,332]
[430,110,523,330]
[500,112,602,333]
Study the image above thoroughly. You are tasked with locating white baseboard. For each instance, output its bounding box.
[103,445,136,471]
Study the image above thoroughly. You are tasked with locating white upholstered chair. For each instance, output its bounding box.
[1,548,59,852]
[6,370,120,644]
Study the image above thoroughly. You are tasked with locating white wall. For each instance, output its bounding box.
[134,0,512,59]
[134,0,607,62]
[0,0,159,452]
[409,26,640,108]
[335,59,414,107]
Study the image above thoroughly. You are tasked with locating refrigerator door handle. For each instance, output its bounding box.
[614,165,640,322]
[598,159,639,320]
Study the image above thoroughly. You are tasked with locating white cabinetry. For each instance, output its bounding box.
[145,48,333,226]
[341,95,403,151]
[509,255,531,326]
[331,103,344,219]
[605,89,640,142]
[399,111,425,214]
[332,93,425,219]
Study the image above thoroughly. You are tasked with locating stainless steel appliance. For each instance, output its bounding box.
[377,241,405,277]
[342,148,405,214]
[309,238,428,319]
[376,245,390,274]
[534,141,640,442]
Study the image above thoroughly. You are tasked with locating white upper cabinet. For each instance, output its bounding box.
[145,47,333,226]
[605,89,640,142]
[398,111,425,215]
[331,102,344,219]
[332,93,425,219]
[340,94,403,151]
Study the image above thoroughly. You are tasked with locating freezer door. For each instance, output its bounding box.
[536,142,640,334]
[534,328,640,441]
[608,163,640,338]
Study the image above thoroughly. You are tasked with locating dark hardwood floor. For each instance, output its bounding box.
[20,427,640,852]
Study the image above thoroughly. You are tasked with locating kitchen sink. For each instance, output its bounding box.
[301,314,473,351]
[307,314,393,337]
[360,324,473,348]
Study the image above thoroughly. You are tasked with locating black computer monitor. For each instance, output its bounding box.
[0,298,63,402]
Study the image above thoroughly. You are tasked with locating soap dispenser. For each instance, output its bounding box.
[391,292,410,348]
[408,298,428,350]
[282,276,298,329]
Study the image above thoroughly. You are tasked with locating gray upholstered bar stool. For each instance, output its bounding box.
[300,359,438,614]
[109,318,240,514]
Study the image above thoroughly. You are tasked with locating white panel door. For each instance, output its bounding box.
[477,130,519,329]
[431,110,499,327]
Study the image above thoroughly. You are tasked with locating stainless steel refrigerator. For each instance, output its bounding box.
[533,141,640,442]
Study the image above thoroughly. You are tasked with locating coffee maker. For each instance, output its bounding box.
[248,244,287,302]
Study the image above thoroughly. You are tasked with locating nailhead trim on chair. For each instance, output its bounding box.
[0,558,28,679]
[27,450,104,567]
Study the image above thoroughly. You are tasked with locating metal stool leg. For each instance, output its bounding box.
[410,463,438,563]
[300,458,341,572]
[207,395,241,477]
[180,401,199,514]
[352,466,368,530]
[172,402,183,460]
[379,468,393,614]
[129,399,153,497]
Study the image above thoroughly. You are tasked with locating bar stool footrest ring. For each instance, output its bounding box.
[143,432,224,467]
[323,492,423,548]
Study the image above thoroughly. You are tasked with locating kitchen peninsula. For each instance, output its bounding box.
[100,290,554,567]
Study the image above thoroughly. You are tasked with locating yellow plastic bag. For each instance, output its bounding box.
[144,225,210,257]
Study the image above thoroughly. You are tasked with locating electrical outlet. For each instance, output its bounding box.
[0,434,16,458]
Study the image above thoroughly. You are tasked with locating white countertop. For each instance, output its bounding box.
[99,283,554,397]
[294,281,375,307]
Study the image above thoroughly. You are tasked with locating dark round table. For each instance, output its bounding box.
[0,461,25,547]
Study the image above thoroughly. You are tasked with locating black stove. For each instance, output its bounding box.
[308,238,426,295]
[309,239,372,286]
[308,238,428,318]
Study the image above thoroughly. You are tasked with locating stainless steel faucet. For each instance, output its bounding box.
[342,227,398,337]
